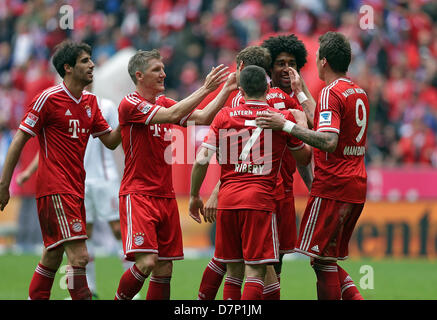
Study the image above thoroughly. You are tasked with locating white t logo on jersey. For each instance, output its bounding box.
[69,119,80,138]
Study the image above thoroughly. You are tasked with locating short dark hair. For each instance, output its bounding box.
[239,65,268,99]
[261,34,307,72]
[52,40,92,78]
[236,46,271,73]
[318,31,351,73]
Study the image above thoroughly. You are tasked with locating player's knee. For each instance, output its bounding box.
[64,241,90,267]
[245,264,266,279]
[153,260,173,277]
[135,253,158,275]
[72,253,89,268]
[227,262,245,279]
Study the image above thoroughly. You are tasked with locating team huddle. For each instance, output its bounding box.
[0,31,369,300]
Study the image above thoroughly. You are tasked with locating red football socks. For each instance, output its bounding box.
[198,258,226,300]
[115,264,147,300]
[241,277,264,300]
[66,265,92,300]
[28,263,56,300]
[312,260,341,300]
[146,276,171,300]
[223,276,243,300]
[262,281,280,300]
[337,265,364,300]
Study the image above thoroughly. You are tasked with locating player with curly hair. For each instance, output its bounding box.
[257,31,367,300]
[261,34,316,127]
[194,35,315,300]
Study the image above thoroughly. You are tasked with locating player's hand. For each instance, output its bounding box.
[288,67,303,93]
[223,72,237,92]
[290,109,308,129]
[256,110,286,131]
[203,64,230,92]
[189,195,205,224]
[204,192,218,223]
[0,183,10,212]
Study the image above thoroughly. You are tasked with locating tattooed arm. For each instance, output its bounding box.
[285,124,338,153]
[256,109,338,153]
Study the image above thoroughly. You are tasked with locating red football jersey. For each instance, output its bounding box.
[267,88,302,194]
[310,78,369,203]
[202,100,305,211]
[226,87,303,195]
[118,92,179,198]
[229,87,300,111]
[19,83,111,199]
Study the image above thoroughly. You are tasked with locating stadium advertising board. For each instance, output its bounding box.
[179,197,437,259]
[294,198,437,259]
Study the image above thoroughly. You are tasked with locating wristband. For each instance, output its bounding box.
[297,91,308,104]
[282,120,296,134]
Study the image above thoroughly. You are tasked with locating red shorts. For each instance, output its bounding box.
[37,194,88,250]
[119,194,184,262]
[295,196,364,261]
[214,209,279,265]
[275,193,297,254]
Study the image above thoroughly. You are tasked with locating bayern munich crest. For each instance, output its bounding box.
[70,219,83,233]
[133,232,145,246]
[84,105,91,118]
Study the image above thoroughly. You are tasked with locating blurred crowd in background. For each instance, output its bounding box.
[1,0,437,170]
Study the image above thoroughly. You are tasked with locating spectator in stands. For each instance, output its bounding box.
[0,1,435,175]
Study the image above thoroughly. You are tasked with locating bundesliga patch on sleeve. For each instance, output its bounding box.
[137,101,153,114]
[319,111,332,126]
[24,113,39,127]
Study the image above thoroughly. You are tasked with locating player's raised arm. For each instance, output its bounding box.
[151,64,229,124]
[189,146,215,224]
[185,72,237,125]
[0,130,32,211]
[289,67,316,128]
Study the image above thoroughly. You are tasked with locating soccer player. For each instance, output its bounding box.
[193,46,277,301]
[256,31,368,300]
[14,93,132,300]
[0,40,121,300]
[114,49,231,300]
[190,65,312,300]
[261,34,317,128]
[197,37,313,300]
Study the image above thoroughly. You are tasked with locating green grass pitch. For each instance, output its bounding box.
[0,254,436,300]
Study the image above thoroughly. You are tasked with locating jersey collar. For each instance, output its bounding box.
[134,91,157,104]
[337,77,352,83]
[61,82,83,104]
[245,100,269,108]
